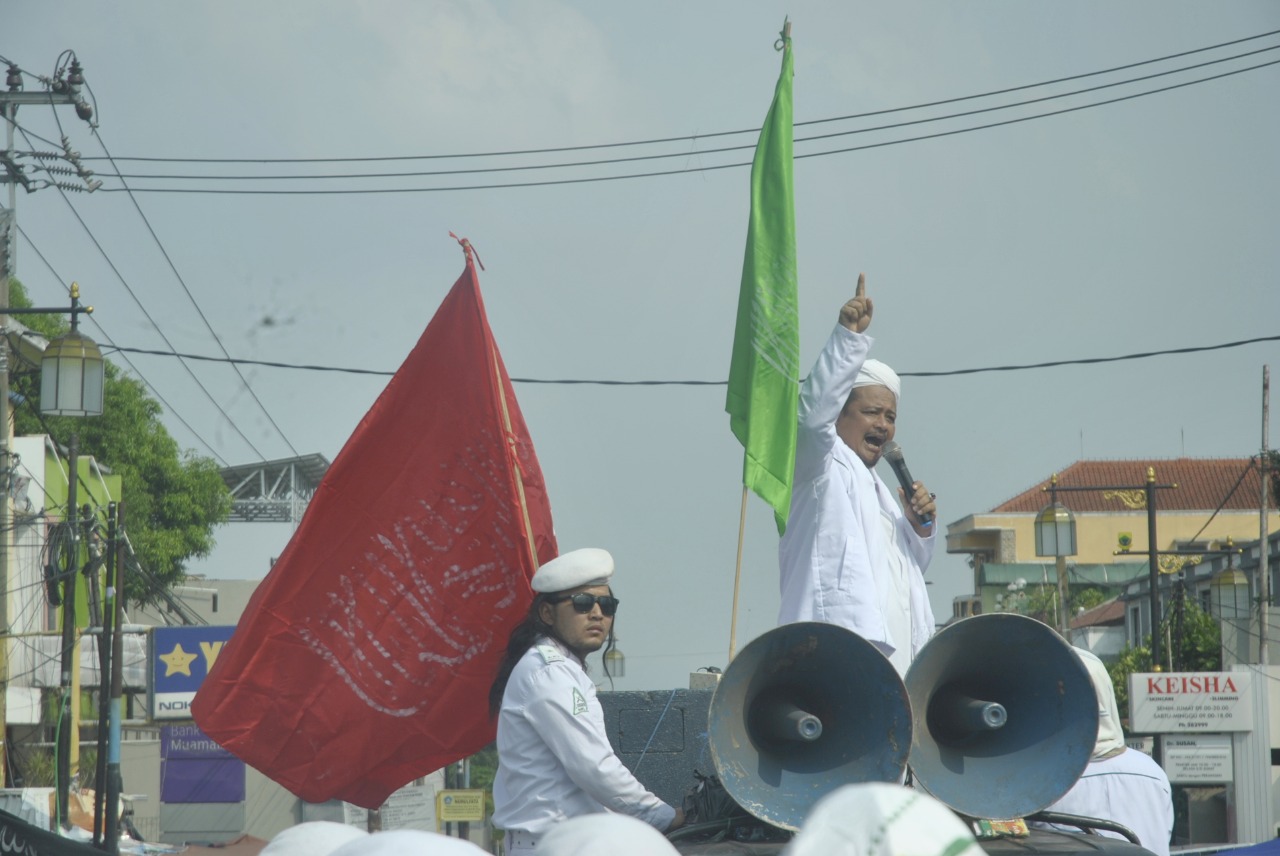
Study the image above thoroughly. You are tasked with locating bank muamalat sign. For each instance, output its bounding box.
[1129,671,1254,733]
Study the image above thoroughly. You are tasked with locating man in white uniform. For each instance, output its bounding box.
[779,274,938,676]
[490,548,682,854]
[1036,648,1173,855]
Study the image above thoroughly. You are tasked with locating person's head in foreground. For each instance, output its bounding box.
[1075,646,1126,759]
[782,783,981,856]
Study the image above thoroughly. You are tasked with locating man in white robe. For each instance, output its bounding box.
[779,275,937,675]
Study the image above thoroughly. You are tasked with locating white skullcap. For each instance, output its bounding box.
[531,548,615,593]
[852,359,901,402]
[782,783,982,856]
[328,829,487,856]
[261,821,368,856]
[1074,647,1125,760]
[536,813,678,856]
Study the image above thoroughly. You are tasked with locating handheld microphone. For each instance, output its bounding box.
[882,441,933,525]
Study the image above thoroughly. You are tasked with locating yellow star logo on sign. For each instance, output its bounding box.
[160,643,199,677]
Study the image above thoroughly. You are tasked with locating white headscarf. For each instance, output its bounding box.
[782,783,981,856]
[536,814,679,856]
[1075,647,1126,760]
[853,359,901,402]
[328,829,487,855]
[261,821,368,856]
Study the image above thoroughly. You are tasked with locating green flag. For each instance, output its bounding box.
[726,29,798,535]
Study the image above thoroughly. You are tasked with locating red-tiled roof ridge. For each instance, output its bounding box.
[992,457,1272,514]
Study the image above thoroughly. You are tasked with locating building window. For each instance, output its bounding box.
[1129,606,1142,647]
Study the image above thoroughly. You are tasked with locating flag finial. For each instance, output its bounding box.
[449,231,486,270]
[776,18,791,50]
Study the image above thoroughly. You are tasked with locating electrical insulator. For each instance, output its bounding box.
[5,64,20,91]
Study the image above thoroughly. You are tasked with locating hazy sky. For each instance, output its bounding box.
[6,2,1279,690]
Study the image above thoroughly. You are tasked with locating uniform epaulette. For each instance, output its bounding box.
[535,643,564,664]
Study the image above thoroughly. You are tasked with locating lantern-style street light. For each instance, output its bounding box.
[1034,468,1177,669]
[1034,483,1077,639]
[7,282,103,828]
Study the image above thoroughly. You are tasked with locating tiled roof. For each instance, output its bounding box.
[1070,597,1126,630]
[993,458,1274,514]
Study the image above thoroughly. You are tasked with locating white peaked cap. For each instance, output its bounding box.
[261,821,368,856]
[328,829,487,856]
[531,547,615,593]
[536,813,678,855]
[853,358,901,402]
[782,783,982,856]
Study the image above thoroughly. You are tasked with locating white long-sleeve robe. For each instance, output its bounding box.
[778,325,935,671]
[492,637,675,839]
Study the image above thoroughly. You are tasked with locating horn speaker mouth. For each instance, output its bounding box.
[708,622,911,831]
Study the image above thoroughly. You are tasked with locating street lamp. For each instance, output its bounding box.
[10,282,102,829]
[1035,477,1077,640]
[40,325,103,416]
[43,289,102,831]
[1211,538,1250,665]
[1035,468,1176,669]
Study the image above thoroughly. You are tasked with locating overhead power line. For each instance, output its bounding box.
[105,332,1280,386]
[89,42,1280,185]
[86,55,1280,195]
[73,27,1280,166]
[89,126,300,459]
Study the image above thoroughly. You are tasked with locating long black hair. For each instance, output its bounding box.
[488,593,620,718]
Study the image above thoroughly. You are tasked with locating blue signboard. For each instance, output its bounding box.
[151,625,237,720]
[160,723,245,803]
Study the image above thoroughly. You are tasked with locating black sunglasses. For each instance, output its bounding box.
[549,593,620,617]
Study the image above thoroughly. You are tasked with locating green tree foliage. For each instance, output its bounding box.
[1003,583,1113,626]
[1170,592,1222,673]
[1106,595,1221,723]
[6,280,231,606]
[1072,586,1108,614]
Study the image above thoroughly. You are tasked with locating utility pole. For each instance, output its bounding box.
[1261,366,1271,665]
[1,54,97,794]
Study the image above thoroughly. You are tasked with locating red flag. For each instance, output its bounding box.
[192,246,557,807]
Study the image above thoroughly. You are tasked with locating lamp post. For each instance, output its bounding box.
[1036,468,1177,669]
[9,283,103,828]
[1034,478,1077,640]
[1205,538,1250,667]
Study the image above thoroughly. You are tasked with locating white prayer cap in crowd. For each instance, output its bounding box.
[1075,647,1126,760]
[261,821,368,856]
[853,359,902,402]
[531,547,615,593]
[328,829,487,855]
[536,813,679,855]
[782,783,982,856]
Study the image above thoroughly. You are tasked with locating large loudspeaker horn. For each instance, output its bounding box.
[905,613,1097,820]
[708,622,912,831]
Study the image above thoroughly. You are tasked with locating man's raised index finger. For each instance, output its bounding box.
[855,272,865,298]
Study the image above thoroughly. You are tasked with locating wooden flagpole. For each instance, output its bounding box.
[729,486,748,661]
[454,234,542,573]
